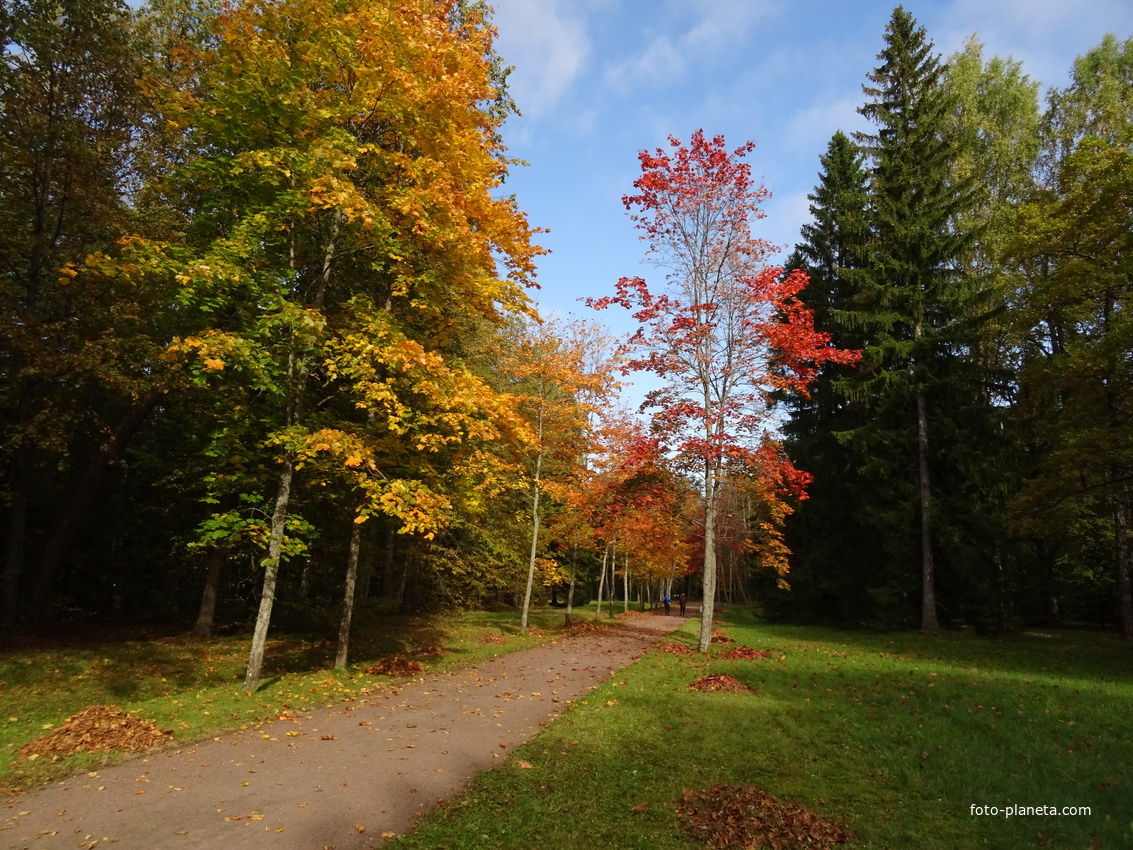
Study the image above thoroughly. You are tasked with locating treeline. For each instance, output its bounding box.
[778,9,1133,635]
[0,0,715,675]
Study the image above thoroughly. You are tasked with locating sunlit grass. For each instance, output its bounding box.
[396,612,1133,850]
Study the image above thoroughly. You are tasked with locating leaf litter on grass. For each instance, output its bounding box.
[366,656,424,677]
[719,646,770,660]
[655,642,693,655]
[687,674,756,694]
[677,785,850,849]
[15,706,171,762]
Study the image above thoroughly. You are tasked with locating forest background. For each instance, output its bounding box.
[1,0,1132,682]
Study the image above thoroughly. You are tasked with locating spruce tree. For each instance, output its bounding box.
[781,131,874,621]
[848,6,977,632]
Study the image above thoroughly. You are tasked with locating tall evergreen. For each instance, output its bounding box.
[847,7,979,631]
[781,131,874,621]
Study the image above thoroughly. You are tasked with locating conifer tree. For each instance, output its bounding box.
[781,131,874,620]
[848,6,978,631]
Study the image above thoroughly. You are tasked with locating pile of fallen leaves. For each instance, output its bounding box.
[478,633,507,645]
[719,646,770,660]
[525,626,547,636]
[687,674,755,694]
[677,785,849,849]
[655,642,693,655]
[366,655,424,676]
[16,706,171,762]
[413,644,449,658]
[710,627,733,644]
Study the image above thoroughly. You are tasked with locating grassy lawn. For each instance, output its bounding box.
[396,610,1133,850]
[0,604,580,791]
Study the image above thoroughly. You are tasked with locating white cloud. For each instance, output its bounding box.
[603,0,775,91]
[490,0,592,119]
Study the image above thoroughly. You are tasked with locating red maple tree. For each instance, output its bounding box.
[589,131,859,651]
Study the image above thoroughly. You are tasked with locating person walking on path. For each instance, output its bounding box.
[679,592,687,616]
[663,594,671,615]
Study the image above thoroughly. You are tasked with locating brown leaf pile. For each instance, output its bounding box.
[479,633,507,645]
[525,626,547,636]
[720,646,770,660]
[413,644,449,658]
[687,674,756,694]
[366,655,424,676]
[17,706,171,761]
[655,642,693,655]
[677,785,850,849]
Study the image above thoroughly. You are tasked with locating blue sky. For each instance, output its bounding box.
[487,0,1133,343]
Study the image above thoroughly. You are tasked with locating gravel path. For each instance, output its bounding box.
[2,612,687,850]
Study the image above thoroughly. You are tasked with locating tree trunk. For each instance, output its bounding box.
[698,474,718,652]
[520,401,545,635]
[564,542,577,627]
[595,546,608,621]
[916,387,939,632]
[192,546,227,638]
[243,454,296,692]
[622,554,629,615]
[336,515,364,669]
[32,387,164,619]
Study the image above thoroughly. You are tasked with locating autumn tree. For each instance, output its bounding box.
[499,316,618,633]
[591,131,857,651]
[114,0,542,688]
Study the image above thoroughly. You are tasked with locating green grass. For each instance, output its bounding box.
[395,611,1133,850]
[0,604,580,790]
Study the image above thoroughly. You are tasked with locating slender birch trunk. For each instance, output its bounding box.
[622,554,629,615]
[520,398,545,635]
[244,212,340,692]
[595,546,608,621]
[698,465,718,652]
[335,514,364,669]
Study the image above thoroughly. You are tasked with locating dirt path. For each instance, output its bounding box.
[2,611,688,850]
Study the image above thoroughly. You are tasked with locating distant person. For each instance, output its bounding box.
[663,594,671,615]
[679,593,687,617]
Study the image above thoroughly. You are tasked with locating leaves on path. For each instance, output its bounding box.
[687,675,756,694]
[719,646,771,660]
[677,785,850,849]
[16,706,171,761]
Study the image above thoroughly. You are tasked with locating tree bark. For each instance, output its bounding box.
[622,554,629,615]
[244,455,295,692]
[564,542,577,627]
[192,545,227,638]
[520,400,545,635]
[336,515,364,669]
[916,387,939,632]
[698,470,718,652]
[32,387,164,619]
[595,546,608,621]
